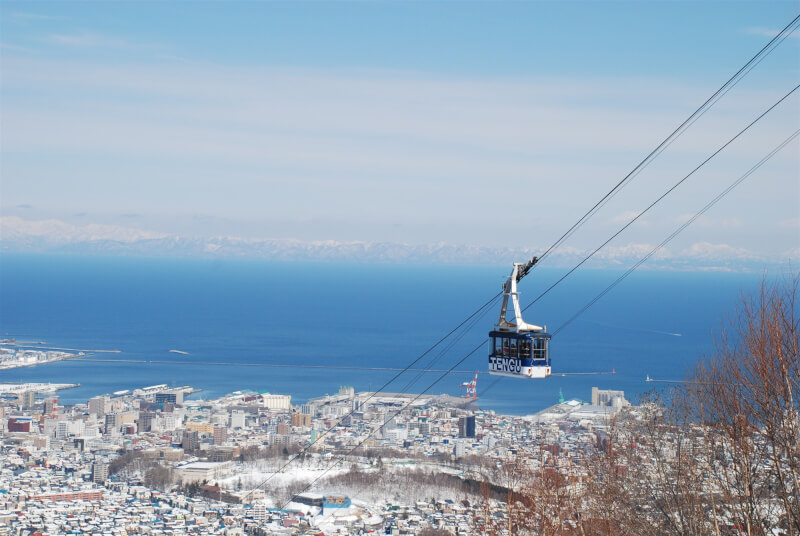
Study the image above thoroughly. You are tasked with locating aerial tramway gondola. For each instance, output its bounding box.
[488,259,552,379]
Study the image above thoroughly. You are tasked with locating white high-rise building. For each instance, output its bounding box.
[71,420,85,437]
[230,410,246,429]
[82,416,99,438]
[88,396,109,417]
[162,414,177,431]
[591,387,630,408]
[43,418,58,438]
[385,428,407,444]
[104,413,120,436]
[93,461,109,484]
[252,502,268,521]
[56,421,70,440]
[211,413,228,425]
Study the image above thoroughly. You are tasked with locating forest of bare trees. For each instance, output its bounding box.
[108,450,175,490]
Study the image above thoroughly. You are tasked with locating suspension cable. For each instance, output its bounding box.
[522,83,799,314]
[553,128,800,336]
[520,14,800,277]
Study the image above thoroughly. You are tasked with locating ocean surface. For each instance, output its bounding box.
[0,254,761,415]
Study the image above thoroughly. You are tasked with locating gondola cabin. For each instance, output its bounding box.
[489,262,552,379]
[488,330,551,378]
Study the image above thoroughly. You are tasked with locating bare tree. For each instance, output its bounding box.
[144,464,174,490]
[687,274,799,535]
[473,443,582,535]
[580,418,651,536]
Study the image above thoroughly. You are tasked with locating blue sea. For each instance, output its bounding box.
[0,254,760,415]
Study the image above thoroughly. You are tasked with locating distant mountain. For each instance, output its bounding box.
[1,216,794,271]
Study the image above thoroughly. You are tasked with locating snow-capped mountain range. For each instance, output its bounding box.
[1,216,794,271]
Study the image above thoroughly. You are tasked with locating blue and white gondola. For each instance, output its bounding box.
[488,262,552,379]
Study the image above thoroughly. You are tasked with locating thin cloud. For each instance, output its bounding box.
[719,218,742,229]
[9,12,65,21]
[45,32,165,52]
[0,216,168,242]
[745,27,800,41]
[596,243,670,260]
[680,242,753,260]
[47,32,131,48]
[1,42,37,53]
[674,214,742,228]
[611,210,649,226]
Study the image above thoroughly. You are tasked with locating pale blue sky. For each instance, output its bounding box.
[1,1,798,263]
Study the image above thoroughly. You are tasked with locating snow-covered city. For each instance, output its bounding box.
[1,382,635,535]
